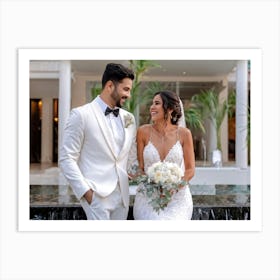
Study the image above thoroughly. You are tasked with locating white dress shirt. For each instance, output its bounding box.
[95,96,124,155]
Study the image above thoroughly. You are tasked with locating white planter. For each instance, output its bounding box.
[212,149,222,167]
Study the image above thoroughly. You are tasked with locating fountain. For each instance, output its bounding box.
[30,184,250,220]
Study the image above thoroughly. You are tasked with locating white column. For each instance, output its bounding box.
[58,61,71,159]
[41,97,53,163]
[236,61,248,168]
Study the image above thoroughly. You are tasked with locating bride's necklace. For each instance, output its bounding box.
[152,122,169,144]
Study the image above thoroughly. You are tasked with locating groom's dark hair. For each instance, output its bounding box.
[102,63,135,88]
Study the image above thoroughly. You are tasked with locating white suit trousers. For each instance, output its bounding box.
[80,184,129,220]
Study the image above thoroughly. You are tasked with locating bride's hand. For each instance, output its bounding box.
[128,170,144,180]
[169,189,178,195]
[179,178,189,189]
[128,173,136,180]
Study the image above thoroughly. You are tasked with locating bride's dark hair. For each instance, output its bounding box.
[153,90,182,125]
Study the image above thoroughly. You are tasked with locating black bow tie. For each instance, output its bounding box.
[105,106,120,117]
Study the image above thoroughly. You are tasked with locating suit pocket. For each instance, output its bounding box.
[82,190,96,206]
[87,191,96,206]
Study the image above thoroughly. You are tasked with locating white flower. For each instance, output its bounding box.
[124,114,134,128]
[136,161,186,213]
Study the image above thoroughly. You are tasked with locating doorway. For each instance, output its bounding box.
[30,99,42,163]
[53,99,59,162]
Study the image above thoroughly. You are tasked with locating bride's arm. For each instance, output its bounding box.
[181,127,195,182]
[136,126,146,174]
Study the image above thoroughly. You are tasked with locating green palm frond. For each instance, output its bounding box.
[123,60,161,114]
[91,83,102,100]
[227,90,236,118]
[144,81,166,95]
[129,60,161,81]
[191,88,228,150]
[185,106,205,133]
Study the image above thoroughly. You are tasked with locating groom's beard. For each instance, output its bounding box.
[111,88,122,108]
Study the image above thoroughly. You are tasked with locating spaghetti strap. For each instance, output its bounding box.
[149,124,153,142]
[176,126,180,142]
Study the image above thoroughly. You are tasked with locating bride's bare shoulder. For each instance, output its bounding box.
[178,126,192,138]
[138,124,151,132]
[137,124,152,137]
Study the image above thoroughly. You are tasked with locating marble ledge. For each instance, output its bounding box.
[30,184,250,208]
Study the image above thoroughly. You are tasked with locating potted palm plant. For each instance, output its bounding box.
[190,88,233,166]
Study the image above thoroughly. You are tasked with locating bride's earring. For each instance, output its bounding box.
[171,112,177,122]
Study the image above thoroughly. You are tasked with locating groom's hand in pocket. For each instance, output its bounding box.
[84,189,94,204]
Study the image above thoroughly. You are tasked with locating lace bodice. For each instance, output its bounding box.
[133,129,193,220]
[143,141,184,173]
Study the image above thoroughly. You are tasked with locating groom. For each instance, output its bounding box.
[59,63,136,220]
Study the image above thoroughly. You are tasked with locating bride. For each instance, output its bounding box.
[133,90,195,220]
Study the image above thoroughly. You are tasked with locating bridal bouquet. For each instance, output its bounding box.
[136,161,186,213]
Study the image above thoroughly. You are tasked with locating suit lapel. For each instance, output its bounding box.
[90,100,117,159]
[118,110,133,158]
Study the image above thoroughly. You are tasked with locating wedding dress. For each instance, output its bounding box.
[133,136,193,220]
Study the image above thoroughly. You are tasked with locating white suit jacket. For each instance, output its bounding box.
[59,98,137,207]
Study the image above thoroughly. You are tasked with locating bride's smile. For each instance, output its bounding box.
[150,95,165,122]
